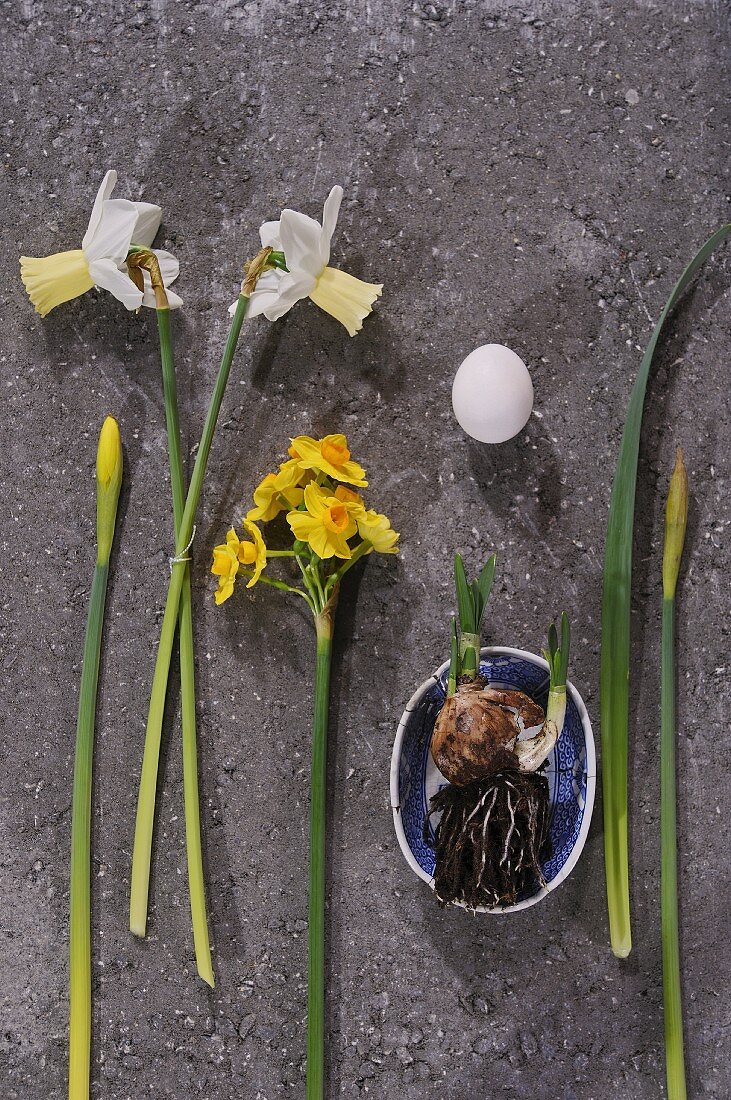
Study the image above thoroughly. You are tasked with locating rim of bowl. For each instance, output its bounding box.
[390,645,596,914]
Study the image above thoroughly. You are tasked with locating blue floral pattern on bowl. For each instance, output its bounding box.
[390,647,596,913]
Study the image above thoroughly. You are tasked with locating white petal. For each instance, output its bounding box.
[88,257,143,311]
[82,170,117,251]
[142,285,183,309]
[152,249,179,286]
[243,269,283,317]
[132,202,162,247]
[319,185,343,267]
[259,220,282,249]
[164,288,183,309]
[279,209,324,278]
[241,289,278,318]
[244,269,314,321]
[261,270,315,320]
[83,199,138,264]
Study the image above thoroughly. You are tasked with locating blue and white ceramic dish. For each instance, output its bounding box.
[390,647,596,912]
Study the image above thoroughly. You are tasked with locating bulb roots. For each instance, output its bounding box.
[425,767,552,909]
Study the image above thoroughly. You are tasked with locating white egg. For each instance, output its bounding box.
[451,344,534,444]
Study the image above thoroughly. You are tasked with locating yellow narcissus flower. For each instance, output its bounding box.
[287,482,361,560]
[275,457,312,493]
[238,186,382,337]
[211,521,267,603]
[357,509,400,554]
[332,484,398,553]
[246,469,304,523]
[290,434,367,487]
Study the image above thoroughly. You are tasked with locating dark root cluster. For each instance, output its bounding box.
[424,767,552,910]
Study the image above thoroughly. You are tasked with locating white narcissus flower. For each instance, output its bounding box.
[235,186,382,337]
[20,170,182,317]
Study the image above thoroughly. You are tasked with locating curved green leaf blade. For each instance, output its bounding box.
[600,223,731,958]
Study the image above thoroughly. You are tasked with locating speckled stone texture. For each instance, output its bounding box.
[1,1,729,1097]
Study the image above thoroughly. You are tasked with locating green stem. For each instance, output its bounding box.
[69,561,108,1100]
[130,295,249,939]
[239,569,314,608]
[661,596,686,1099]
[156,309,213,988]
[307,611,334,1100]
[69,418,121,1100]
[308,560,327,612]
[325,540,371,592]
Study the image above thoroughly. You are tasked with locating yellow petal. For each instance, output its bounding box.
[287,511,319,542]
[274,458,308,492]
[357,509,400,554]
[309,266,382,337]
[308,523,351,560]
[334,485,364,507]
[214,578,235,605]
[294,434,367,488]
[247,473,282,522]
[211,544,238,578]
[242,518,267,587]
[303,481,330,518]
[20,250,94,317]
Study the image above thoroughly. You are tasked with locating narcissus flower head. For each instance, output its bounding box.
[211,520,267,603]
[287,482,362,560]
[234,186,382,337]
[20,170,181,317]
[246,468,305,523]
[290,433,367,487]
[356,509,400,555]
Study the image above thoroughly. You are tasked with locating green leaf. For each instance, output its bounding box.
[601,223,731,959]
[475,554,496,629]
[454,553,474,634]
[462,645,477,678]
[548,622,558,662]
[560,612,571,685]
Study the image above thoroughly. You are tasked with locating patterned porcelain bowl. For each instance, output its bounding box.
[390,647,596,912]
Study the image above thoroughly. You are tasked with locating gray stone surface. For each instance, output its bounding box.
[1,1,729,1097]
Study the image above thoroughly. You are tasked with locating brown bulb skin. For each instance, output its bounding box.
[431,679,545,786]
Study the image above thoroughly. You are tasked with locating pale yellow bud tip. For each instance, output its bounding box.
[97,416,122,488]
[662,447,688,599]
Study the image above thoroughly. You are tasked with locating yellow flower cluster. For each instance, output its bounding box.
[211,433,398,604]
[211,520,267,604]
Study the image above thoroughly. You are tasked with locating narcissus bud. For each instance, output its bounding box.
[662,447,688,600]
[96,416,123,562]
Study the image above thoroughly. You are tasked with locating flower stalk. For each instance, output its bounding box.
[130,287,255,940]
[661,448,688,1100]
[307,603,336,1100]
[141,262,213,987]
[69,417,122,1100]
[210,434,397,1096]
